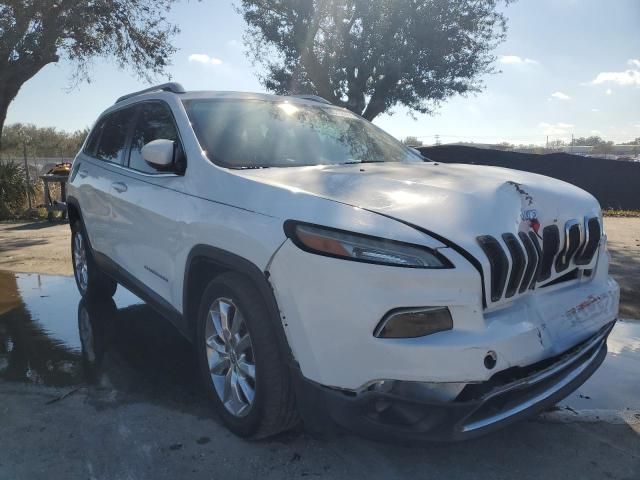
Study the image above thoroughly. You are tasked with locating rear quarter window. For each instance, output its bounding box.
[91,108,135,164]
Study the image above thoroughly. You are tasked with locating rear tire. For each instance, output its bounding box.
[71,220,117,299]
[196,272,299,438]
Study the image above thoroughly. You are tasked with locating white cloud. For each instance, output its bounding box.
[550,91,571,100]
[606,88,613,95]
[188,54,223,66]
[587,59,640,86]
[590,130,602,135]
[591,108,599,112]
[538,122,574,135]
[591,70,640,86]
[499,55,538,65]
[227,39,241,48]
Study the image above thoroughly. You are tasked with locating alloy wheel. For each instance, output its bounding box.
[205,297,257,417]
[73,231,88,292]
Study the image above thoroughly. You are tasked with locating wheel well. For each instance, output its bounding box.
[67,203,80,226]
[184,257,229,334]
[182,249,292,365]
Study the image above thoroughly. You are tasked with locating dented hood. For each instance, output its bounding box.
[238,162,601,251]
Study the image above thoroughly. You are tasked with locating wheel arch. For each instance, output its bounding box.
[183,245,294,364]
[66,196,81,227]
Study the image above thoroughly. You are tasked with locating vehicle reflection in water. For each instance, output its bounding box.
[0,271,203,408]
[1,270,639,413]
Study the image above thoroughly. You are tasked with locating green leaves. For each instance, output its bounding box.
[0,160,34,219]
[238,0,511,121]
[0,0,184,143]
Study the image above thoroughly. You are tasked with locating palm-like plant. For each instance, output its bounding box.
[0,161,35,219]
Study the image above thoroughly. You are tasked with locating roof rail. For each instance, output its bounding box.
[290,94,333,105]
[115,82,186,104]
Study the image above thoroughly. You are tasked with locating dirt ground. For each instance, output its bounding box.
[0,221,73,276]
[604,217,640,318]
[1,217,638,317]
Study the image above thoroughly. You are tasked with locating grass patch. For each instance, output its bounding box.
[603,208,640,218]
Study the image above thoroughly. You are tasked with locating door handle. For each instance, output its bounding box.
[78,169,88,178]
[112,182,128,193]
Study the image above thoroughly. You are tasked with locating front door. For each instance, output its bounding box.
[107,101,188,307]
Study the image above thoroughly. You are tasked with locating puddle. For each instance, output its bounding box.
[1,270,639,413]
[0,271,203,409]
[561,319,640,411]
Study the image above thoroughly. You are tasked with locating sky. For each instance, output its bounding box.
[5,0,640,146]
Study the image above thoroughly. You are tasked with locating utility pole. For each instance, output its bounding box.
[435,134,441,146]
[546,135,549,150]
[571,134,574,154]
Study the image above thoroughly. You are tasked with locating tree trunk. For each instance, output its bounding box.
[0,57,54,150]
[0,97,9,151]
[0,76,23,152]
[361,99,386,121]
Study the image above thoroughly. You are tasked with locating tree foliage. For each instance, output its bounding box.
[0,0,183,143]
[402,135,423,146]
[573,136,612,147]
[0,160,34,218]
[0,122,87,158]
[238,0,511,121]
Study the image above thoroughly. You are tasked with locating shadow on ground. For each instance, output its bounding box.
[0,237,48,252]
[5,220,67,231]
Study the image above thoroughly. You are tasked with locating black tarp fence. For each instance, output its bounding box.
[418,146,640,210]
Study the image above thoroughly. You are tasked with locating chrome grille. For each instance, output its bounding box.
[477,216,601,305]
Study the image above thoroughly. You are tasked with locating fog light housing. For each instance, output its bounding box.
[374,307,453,338]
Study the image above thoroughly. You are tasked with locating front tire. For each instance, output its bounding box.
[196,272,299,438]
[71,220,117,299]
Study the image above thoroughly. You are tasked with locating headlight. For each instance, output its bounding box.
[284,221,453,268]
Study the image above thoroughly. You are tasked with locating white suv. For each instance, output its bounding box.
[68,83,619,441]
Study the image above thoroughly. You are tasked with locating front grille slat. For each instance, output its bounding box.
[527,232,542,289]
[517,232,538,293]
[556,222,582,272]
[502,233,526,298]
[477,235,509,302]
[575,217,602,265]
[538,225,560,282]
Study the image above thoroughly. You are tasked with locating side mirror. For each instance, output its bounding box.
[141,139,175,169]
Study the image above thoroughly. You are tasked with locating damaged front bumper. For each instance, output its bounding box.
[294,321,615,442]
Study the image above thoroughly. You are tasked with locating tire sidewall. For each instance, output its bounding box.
[196,279,265,437]
[71,221,89,297]
[71,219,117,299]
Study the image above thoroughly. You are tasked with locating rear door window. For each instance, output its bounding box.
[128,102,182,174]
[95,108,134,164]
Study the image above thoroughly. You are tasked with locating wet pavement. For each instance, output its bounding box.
[1,271,639,480]
[0,271,212,415]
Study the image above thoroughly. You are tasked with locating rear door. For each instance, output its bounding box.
[76,108,135,258]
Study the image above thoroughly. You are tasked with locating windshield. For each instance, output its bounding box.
[182,99,424,168]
